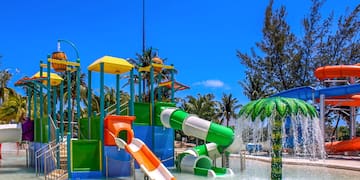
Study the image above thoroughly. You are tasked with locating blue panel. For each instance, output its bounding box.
[133,125,153,149]
[30,142,49,171]
[106,157,131,177]
[104,146,130,160]
[154,126,174,167]
[104,146,131,177]
[70,171,102,179]
[130,125,174,168]
[132,125,152,169]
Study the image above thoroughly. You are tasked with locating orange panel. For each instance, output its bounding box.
[104,115,136,146]
[324,95,360,106]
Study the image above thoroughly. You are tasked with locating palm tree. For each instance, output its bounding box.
[0,69,13,105]
[58,72,87,118]
[216,93,242,127]
[182,93,218,120]
[239,97,318,180]
[238,73,270,100]
[128,47,176,102]
[0,91,26,124]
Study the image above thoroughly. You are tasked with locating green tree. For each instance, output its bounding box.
[237,0,301,96]
[128,47,176,102]
[0,91,26,124]
[216,93,242,127]
[59,72,87,118]
[181,93,218,121]
[0,69,13,105]
[237,0,360,98]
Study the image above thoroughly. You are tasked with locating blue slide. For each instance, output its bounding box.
[271,84,360,100]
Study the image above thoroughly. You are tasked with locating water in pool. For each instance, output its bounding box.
[2,151,360,180]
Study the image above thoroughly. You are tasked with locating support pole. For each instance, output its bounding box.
[33,89,38,141]
[157,73,161,101]
[67,68,72,137]
[27,87,31,118]
[116,74,120,115]
[47,57,51,142]
[150,65,155,149]
[53,87,57,125]
[319,94,325,139]
[40,61,44,120]
[170,65,175,103]
[138,71,142,102]
[76,60,81,134]
[350,106,356,138]
[129,68,135,116]
[100,63,105,174]
[60,81,64,138]
[87,70,92,139]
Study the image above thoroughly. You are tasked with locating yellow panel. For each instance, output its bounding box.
[32,72,63,86]
[139,66,151,72]
[159,81,172,87]
[48,59,80,67]
[87,56,134,74]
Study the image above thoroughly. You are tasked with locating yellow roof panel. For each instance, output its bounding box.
[32,72,63,86]
[87,56,134,74]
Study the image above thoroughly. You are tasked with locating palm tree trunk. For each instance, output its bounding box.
[0,143,2,159]
[271,114,283,180]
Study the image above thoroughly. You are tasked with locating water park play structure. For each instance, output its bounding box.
[273,64,360,154]
[3,40,243,179]
[1,39,359,179]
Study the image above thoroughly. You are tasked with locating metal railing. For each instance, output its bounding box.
[43,140,68,180]
[35,139,56,176]
[35,115,68,180]
[97,102,129,116]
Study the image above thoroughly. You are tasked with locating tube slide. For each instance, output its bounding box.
[315,65,360,80]
[115,138,175,180]
[160,108,235,177]
[272,84,360,106]
[105,115,175,180]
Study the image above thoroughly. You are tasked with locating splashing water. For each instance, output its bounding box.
[234,113,326,160]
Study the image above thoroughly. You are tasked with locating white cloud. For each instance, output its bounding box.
[194,80,225,88]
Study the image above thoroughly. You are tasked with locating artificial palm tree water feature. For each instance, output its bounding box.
[238,97,326,180]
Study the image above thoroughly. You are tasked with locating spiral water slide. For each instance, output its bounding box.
[273,64,360,153]
[160,108,236,177]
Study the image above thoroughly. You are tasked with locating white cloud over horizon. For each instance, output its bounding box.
[193,80,225,88]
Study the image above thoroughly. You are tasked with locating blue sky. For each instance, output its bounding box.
[0,0,358,105]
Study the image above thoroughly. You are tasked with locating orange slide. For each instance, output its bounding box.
[325,137,360,154]
[315,64,360,80]
[315,64,360,153]
[315,64,360,107]
[104,115,175,180]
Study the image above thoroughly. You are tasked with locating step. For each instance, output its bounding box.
[47,169,67,179]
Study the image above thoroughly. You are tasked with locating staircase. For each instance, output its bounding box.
[44,139,68,180]
[36,115,69,180]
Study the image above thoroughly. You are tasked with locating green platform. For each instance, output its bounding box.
[133,102,150,125]
[34,117,49,143]
[79,116,101,140]
[71,139,101,171]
